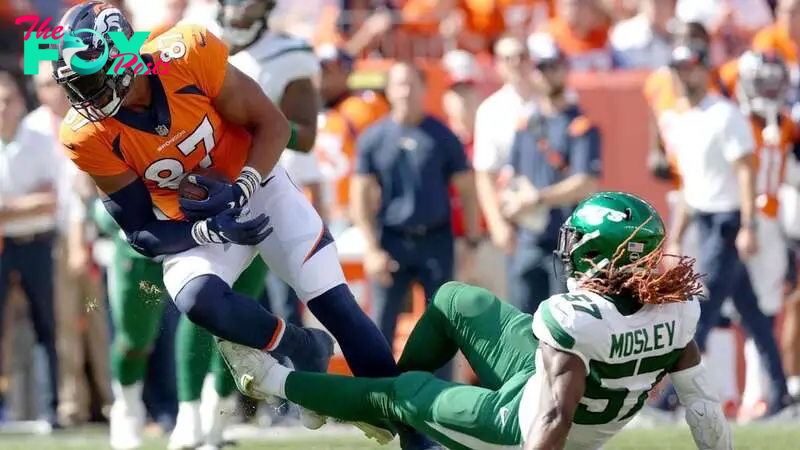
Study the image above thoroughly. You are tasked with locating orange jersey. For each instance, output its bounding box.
[752,114,795,218]
[61,24,251,220]
[752,24,799,65]
[536,17,611,70]
[315,92,389,216]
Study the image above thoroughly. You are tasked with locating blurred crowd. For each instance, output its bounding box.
[1,0,800,443]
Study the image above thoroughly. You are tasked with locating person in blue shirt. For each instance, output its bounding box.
[501,40,602,314]
[351,62,480,379]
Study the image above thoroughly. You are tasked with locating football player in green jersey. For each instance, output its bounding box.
[216,192,733,450]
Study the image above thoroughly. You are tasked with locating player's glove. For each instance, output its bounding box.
[191,207,273,246]
[180,167,262,220]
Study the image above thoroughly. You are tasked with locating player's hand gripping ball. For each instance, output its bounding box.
[178,168,231,217]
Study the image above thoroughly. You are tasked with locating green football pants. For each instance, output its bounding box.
[284,281,537,450]
[176,256,268,401]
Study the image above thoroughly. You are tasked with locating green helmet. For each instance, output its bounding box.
[556,191,666,279]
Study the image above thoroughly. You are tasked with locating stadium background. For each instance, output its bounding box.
[0,0,798,448]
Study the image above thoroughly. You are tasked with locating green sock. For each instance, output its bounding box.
[111,341,151,385]
[285,372,400,422]
[176,315,214,402]
[212,347,236,397]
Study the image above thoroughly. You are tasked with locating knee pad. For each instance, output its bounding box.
[174,274,230,316]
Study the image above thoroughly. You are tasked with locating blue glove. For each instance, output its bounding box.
[191,208,273,246]
[180,175,248,220]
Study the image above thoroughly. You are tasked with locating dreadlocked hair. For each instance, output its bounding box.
[578,217,704,305]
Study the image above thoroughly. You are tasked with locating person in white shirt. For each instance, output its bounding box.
[0,71,60,427]
[27,61,113,427]
[473,35,538,299]
[663,44,794,417]
[610,0,676,69]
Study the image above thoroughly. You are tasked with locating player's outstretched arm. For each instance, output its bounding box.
[212,64,291,178]
[669,341,733,450]
[523,343,586,450]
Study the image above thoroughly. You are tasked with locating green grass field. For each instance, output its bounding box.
[0,424,798,450]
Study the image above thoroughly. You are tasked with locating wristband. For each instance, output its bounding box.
[235,166,263,200]
[191,220,224,245]
[287,121,299,149]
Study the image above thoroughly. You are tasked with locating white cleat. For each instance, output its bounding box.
[216,339,279,400]
[351,421,396,445]
[109,397,145,450]
[169,401,203,450]
[299,407,327,430]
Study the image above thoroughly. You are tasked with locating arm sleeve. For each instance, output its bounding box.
[532,296,592,373]
[670,363,733,450]
[354,125,378,175]
[568,118,602,177]
[721,104,756,162]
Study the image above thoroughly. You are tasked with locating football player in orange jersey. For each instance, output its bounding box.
[732,50,796,421]
[54,3,416,446]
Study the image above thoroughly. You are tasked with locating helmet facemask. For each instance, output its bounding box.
[218,0,275,49]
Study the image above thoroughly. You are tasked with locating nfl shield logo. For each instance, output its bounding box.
[155,124,169,136]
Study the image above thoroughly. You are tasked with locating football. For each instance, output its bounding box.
[178,168,228,201]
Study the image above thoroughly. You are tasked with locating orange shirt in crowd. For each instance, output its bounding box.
[536,17,612,70]
[458,0,555,39]
[315,91,390,219]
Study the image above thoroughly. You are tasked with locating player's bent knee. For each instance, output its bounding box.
[174,274,230,316]
[432,281,498,318]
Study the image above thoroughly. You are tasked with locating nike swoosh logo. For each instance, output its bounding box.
[227,201,236,209]
[260,175,275,187]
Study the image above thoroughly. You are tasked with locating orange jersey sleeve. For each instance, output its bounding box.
[716,59,739,97]
[60,110,130,178]
[141,24,230,99]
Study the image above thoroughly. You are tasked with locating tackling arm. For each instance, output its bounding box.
[669,341,733,450]
[523,343,586,450]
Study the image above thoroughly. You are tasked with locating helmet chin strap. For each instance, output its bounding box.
[222,20,264,48]
[569,257,610,292]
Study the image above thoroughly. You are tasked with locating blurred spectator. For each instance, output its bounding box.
[753,0,800,121]
[610,0,676,68]
[23,62,113,427]
[351,62,479,380]
[473,35,537,284]
[677,0,774,64]
[437,0,555,54]
[532,0,615,70]
[500,40,601,313]
[148,0,189,36]
[660,43,791,416]
[441,51,488,286]
[0,71,59,427]
[315,44,389,227]
[270,0,328,41]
